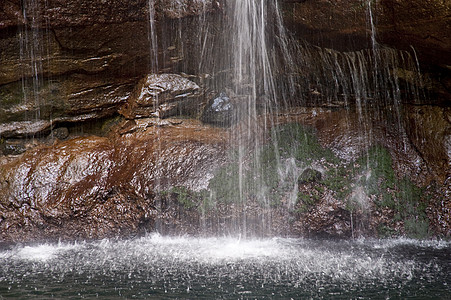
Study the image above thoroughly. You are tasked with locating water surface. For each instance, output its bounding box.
[0,234,449,299]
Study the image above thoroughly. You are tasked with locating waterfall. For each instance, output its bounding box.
[228,0,274,234]
[206,0,299,235]
[145,0,425,237]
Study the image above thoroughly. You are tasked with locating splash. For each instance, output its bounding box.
[0,235,448,298]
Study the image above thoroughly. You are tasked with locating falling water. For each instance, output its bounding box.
[148,0,159,73]
[215,0,419,234]
[227,0,274,234]
[203,0,300,235]
[144,0,425,237]
[20,0,44,121]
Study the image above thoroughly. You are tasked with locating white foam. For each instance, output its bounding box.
[8,242,83,262]
[0,235,447,284]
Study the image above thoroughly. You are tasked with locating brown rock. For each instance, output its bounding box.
[121,74,204,119]
[281,0,451,66]
[0,120,227,242]
[402,105,451,184]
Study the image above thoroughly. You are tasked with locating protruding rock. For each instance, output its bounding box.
[201,92,236,127]
[0,120,51,138]
[298,168,322,185]
[51,127,69,140]
[0,121,227,242]
[121,74,203,119]
[0,140,27,156]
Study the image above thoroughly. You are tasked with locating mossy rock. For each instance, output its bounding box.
[158,186,208,210]
[323,166,352,200]
[298,168,322,185]
[274,123,338,164]
[296,192,320,213]
[0,140,27,155]
[356,145,396,193]
[208,162,241,203]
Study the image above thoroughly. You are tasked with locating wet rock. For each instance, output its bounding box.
[308,207,353,238]
[402,105,451,184]
[0,140,27,156]
[377,0,451,67]
[201,92,236,127]
[0,120,228,242]
[0,0,220,29]
[157,0,221,19]
[0,1,222,135]
[0,75,135,139]
[281,0,451,105]
[281,0,451,66]
[0,120,52,138]
[51,127,69,140]
[121,74,204,119]
[298,168,322,185]
[0,1,24,28]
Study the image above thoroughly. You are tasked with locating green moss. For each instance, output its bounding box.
[273,123,339,164]
[393,176,430,238]
[377,224,397,238]
[357,145,396,192]
[100,115,124,135]
[171,186,196,209]
[296,192,319,213]
[208,162,241,204]
[353,145,398,210]
[314,185,325,193]
[323,166,352,200]
[353,146,431,238]
[346,197,359,212]
[207,123,347,210]
[397,176,423,205]
[158,186,208,210]
[405,218,429,239]
[380,192,395,209]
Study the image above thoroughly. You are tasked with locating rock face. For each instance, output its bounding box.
[0,120,227,241]
[0,0,220,29]
[121,74,204,119]
[0,109,449,241]
[0,0,221,134]
[298,168,322,185]
[281,0,451,65]
[281,0,451,103]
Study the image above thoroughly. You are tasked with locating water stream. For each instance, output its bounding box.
[20,0,44,121]
[184,0,425,237]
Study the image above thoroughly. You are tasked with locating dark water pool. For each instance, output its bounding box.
[0,234,449,299]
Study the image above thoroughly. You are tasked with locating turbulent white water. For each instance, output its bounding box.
[1,234,449,298]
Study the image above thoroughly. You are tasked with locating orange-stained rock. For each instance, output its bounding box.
[1,109,449,241]
[0,120,228,242]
